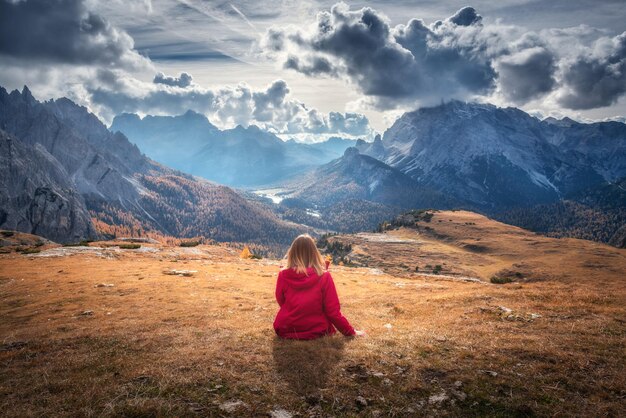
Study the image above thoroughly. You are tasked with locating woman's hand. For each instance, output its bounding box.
[354,329,367,337]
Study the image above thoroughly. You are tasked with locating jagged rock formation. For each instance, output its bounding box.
[0,129,95,242]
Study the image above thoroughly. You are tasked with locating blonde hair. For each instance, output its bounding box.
[286,234,325,276]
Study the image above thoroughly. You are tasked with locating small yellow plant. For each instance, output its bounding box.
[240,245,252,259]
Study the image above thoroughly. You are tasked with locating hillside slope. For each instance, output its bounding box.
[1,211,624,417]
[288,147,455,209]
[492,177,626,247]
[321,210,626,283]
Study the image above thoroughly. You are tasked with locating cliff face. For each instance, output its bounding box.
[0,86,147,203]
[0,129,95,242]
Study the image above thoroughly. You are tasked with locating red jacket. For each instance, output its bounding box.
[273,267,355,339]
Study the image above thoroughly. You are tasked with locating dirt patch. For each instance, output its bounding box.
[461,243,491,253]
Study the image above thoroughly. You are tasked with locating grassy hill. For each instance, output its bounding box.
[1,211,625,417]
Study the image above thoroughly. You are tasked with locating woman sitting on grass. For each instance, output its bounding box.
[273,234,365,340]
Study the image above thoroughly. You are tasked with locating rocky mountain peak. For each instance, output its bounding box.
[21,85,35,105]
[343,146,360,158]
[376,100,626,209]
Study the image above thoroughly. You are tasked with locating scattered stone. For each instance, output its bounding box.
[383,323,393,329]
[269,409,292,418]
[382,378,393,386]
[428,391,449,404]
[206,384,223,393]
[483,306,542,322]
[162,269,197,277]
[454,380,463,388]
[94,283,114,288]
[434,335,447,342]
[345,363,369,381]
[452,389,467,401]
[188,403,205,413]
[394,366,408,375]
[355,396,368,408]
[371,371,385,378]
[479,369,498,377]
[78,310,94,316]
[219,400,247,413]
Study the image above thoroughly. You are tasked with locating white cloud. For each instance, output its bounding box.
[258,2,626,112]
[88,70,374,137]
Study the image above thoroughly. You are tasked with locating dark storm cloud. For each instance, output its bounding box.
[153,72,193,88]
[495,46,557,103]
[259,3,539,108]
[0,0,147,70]
[447,6,482,26]
[557,32,626,109]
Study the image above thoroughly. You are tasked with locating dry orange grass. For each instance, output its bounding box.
[0,211,625,417]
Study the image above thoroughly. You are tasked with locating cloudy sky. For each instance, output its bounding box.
[1,0,625,139]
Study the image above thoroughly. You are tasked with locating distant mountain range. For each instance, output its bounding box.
[1,86,624,248]
[284,147,456,208]
[268,100,625,244]
[111,112,358,187]
[357,100,626,210]
[0,86,306,250]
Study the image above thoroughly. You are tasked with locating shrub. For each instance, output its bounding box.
[490,276,513,284]
[63,240,92,247]
[321,241,352,264]
[1,231,14,237]
[119,244,141,250]
[180,241,200,247]
[433,265,442,274]
[18,248,41,254]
